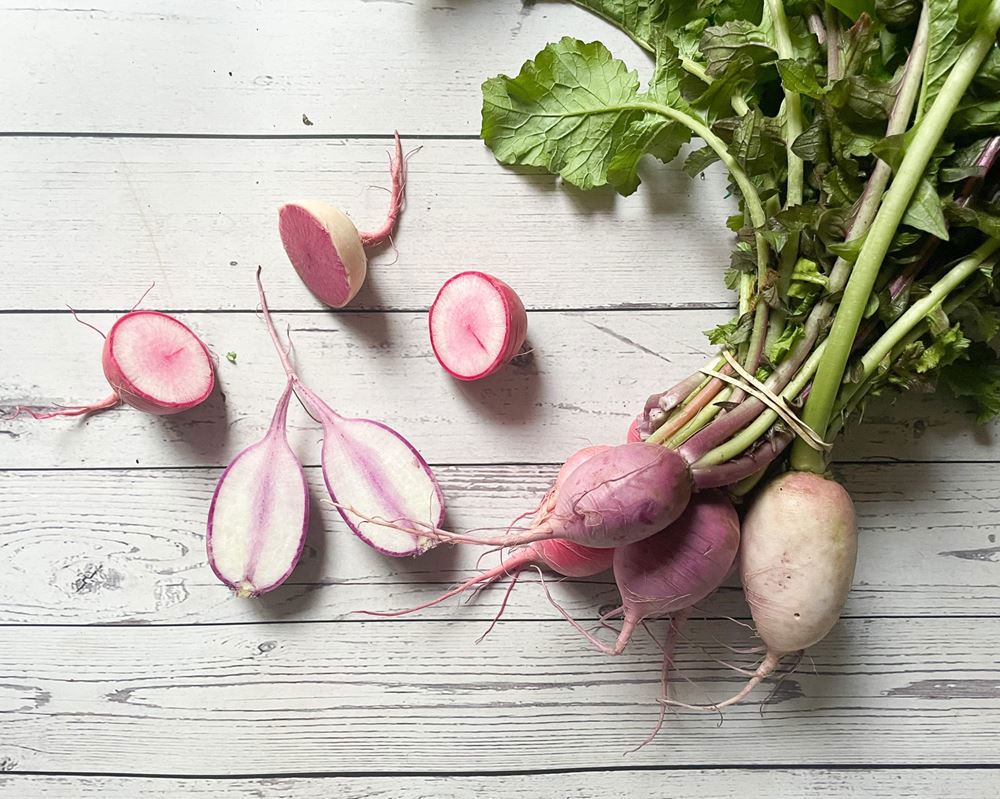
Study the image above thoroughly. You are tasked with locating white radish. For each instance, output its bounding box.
[429,271,527,380]
[206,381,309,596]
[9,308,214,420]
[256,269,444,557]
[279,132,405,308]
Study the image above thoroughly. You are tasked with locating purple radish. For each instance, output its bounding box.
[358,446,615,620]
[343,442,693,551]
[545,491,740,655]
[279,132,405,308]
[256,269,444,557]
[429,271,528,380]
[206,380,309,596]
[9,309,214,420]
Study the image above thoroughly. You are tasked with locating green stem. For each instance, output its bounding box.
[667,387,733,449]
[790,2,1000,474]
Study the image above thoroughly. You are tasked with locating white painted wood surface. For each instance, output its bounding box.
[1,1,998,797]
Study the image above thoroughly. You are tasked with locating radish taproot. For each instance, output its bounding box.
[9,309,214,420]
[344,442,693,550]
[429,271,527,380]
[206,380,309,597]
[358,446,615,620]
[279,132,405,308]
[256,269,444,557]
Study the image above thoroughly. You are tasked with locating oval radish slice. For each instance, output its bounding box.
[429,271,527,380]
[102,311,215,415]
[206,381,309,596]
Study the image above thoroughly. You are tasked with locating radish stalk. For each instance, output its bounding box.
[206,380,309,597]
[279,132,406,308]
[256,269,444,557]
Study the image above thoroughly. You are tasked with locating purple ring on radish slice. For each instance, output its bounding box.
[429,271,528,381]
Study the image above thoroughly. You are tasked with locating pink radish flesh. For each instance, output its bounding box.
[206,381,309,596]
[429,271,527,380]
[279,132,405,309]
[359,446,615,618]
[350,442,693,551]
[9,309,214,420]
[256,268,444,557]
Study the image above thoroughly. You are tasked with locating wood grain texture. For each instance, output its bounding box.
[1,619,999,774]
[0,137,734,312]
[2,462,998,625]
[2,770,997,799]
[2,310,996,468]
[0,0,649,136]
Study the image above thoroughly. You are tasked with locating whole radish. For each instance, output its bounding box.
[9,308,214,420]
[546,491,740,655]
[429,271,527,380]
[344,442,694,551]
[279,132,406,308]
[671,471,857,711]
[359,446,615,619]
[207,380,309,596]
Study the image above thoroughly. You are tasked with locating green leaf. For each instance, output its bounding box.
[683,144,721,176]
[705,311,755,347]
[791,119,829,161]
[776,58,826,98]
[942,349,1000,422]
[765,322,805,365]
[876,0,922,30]
[481,38,644,191]
[944,202,1000,237]
[728,107,785,175]
[225,351,237,364]
[568,1,668,50]
[919,0,961,117]
[699,21,775,77]
[829,0,877,20]
[951,96,1000,134]
[915,323,970,372]
[901,177,950,239]
[940,137,995,182]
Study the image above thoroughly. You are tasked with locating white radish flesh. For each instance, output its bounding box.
[206,381,309,596]
[279,133,405,308]
[256,268,445,558]
[429,271,527,380]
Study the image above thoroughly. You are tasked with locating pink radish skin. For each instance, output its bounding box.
[670,471,858,711]
[429,271,527,380]
[256,269,444,557]
[206,381,309,597]
[9,309,214,420]
[279,132,405,309]
[347,442,693,551]
[359,446,615,619]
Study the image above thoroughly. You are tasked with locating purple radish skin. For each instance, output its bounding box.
[256,268,444,557]
[429,271,528,381]
[279,132,405,309]
[206,380,309,597]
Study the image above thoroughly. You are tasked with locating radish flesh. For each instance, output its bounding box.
[429,271,527,380]
[256,269,444,557]
[9,309,214,420]
[279,132,405,308]
[358,446,615,619]
[206,380,309,596]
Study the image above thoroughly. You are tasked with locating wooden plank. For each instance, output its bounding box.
[1,462,998,626]
[2,770,997,799]
[0,1,649,136]
[1,619,998,773]
[2,310,997,468]
[0,137,734,312]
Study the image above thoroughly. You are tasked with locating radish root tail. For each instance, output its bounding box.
[360,131,405,248]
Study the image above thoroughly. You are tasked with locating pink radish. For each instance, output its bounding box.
[343,442,693,551]
[358,446,615,620]
[256,269,444,557]
[429,271,527,380]
[546,491,740,655]
[279,132,405,308]
[206,380,309,597]
[9,308,214,420]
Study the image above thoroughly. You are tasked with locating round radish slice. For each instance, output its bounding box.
[428,271,527,381]
[101,311,215,415]
[279,200,368,309]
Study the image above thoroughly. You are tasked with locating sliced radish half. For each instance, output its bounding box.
[428,271,527,381]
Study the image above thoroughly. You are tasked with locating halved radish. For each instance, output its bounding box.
[279,132,405,308]
[428,271,527,381]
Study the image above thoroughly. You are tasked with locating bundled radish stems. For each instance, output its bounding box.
[460,0,1000,711]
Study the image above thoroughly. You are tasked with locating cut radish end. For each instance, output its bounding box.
[102,311,215,415]
[428,271,527,381]
[279,200,368,308]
